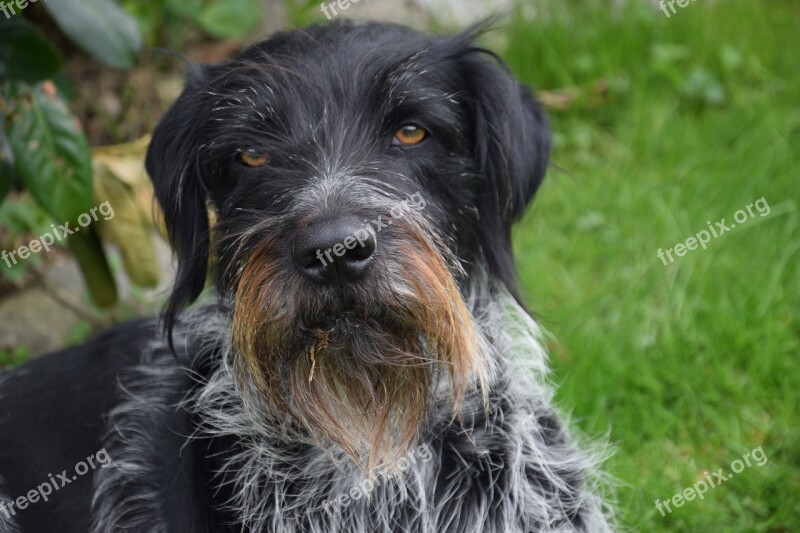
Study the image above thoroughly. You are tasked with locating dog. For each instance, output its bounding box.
[0,20,612,532]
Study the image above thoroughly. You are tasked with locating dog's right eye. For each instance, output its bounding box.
[237,149,270,168]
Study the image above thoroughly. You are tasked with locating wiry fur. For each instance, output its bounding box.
[0,476,21,533]
[0,372,22,533]
[89,337,185,533]
[90,286,613,532]
[229,205,491,471]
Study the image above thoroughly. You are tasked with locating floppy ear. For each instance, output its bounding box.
[145,65,212,343]
[460,47,552,293]
[463,49,551,225]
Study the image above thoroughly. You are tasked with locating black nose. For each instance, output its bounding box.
[292,217,376,283]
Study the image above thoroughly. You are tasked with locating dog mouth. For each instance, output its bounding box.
[298,306,418,347]
[298,314,363,349]
[229,227,487,472]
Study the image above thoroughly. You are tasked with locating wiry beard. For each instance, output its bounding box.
[231,223,488,473]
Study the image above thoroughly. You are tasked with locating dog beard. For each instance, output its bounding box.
[231,223,487,473]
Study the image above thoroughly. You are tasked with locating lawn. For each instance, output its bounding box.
[504,1,799,531]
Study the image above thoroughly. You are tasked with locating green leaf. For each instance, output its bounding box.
[43,0,142,69]
[166,0,204,19]
[0,196,51,235]
[0,18,62,83]
[68,228,118,308]
[8,87,93,223]
[0,346,30,369]
[197,0,262,40]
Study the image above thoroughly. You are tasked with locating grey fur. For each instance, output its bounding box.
[0,372,22,533]
[0,475,21,533]
[89,329,181,533]
[91,287,614,532]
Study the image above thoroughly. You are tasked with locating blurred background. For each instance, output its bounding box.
[0,0,797,531]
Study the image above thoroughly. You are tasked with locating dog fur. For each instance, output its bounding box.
[0,20,613,532]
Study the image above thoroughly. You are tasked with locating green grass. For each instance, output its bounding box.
[504,1,800,531]
[0,346,30,371]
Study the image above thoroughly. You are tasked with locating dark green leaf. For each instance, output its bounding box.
[43,0,142,69]
[52,70,74,102]
[8,87,93,223]
[69,229,118,308]
[197,0,262,40]
[0,18,62,83]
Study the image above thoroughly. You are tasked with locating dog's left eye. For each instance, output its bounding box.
[237,149,270,168]
[392,125,428,146]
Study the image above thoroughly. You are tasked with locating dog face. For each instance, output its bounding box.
[146,21,550,469]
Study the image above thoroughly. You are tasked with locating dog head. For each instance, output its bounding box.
[146,20,550,470]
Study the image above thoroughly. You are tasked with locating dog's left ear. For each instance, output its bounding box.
[146,64,213,344]
[460,48,552,227]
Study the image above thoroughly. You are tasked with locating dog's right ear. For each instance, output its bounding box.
[146,65,212,345]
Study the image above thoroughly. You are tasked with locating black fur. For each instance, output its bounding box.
[0,21,610,532]
[146,21,549,341]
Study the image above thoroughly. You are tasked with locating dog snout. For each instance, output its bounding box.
[292,216,376,283]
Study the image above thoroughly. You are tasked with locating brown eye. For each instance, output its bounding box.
[237,149,269,168]
[393,125,427,146]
